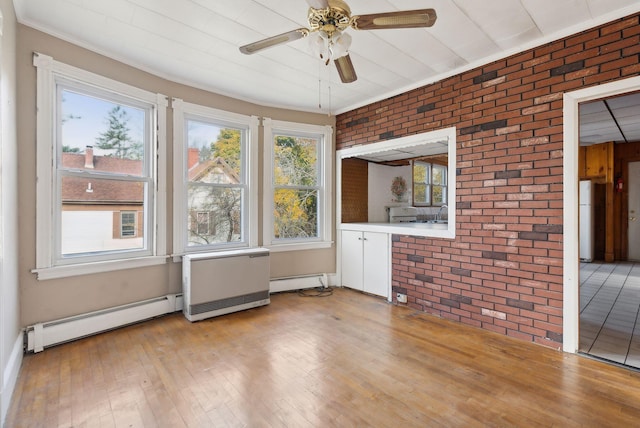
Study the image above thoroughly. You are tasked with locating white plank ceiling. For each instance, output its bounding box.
[13,0,640,144]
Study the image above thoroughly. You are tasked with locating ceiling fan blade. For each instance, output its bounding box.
[351,9,437,30]
[306,0,329,8]
[334,55,357,83]
[239,28,309,55]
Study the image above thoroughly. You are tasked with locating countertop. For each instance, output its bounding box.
[339,221,453,239]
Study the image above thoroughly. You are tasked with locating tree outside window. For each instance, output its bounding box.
[272,135,319,239]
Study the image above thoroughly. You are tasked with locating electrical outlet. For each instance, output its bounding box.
[396,293,407,303]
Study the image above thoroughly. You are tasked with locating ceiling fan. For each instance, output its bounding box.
[239,0,437,83]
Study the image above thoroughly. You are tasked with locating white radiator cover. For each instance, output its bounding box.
[182,248,270,322]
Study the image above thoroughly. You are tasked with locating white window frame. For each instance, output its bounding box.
[172,98,259,257]
[432,163,448,206]
[263,118,333,251]
[32,53,168,280]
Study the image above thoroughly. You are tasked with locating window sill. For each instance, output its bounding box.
[339,222,455,239]
[265,241,333,252]
[32,255,169,280]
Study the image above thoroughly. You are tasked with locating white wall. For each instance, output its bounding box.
[368,163,411,222]
[0,0,21,424]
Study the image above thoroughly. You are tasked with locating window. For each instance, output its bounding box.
[413,160,447,206]
[120,211,137,237]
[173,99,259,254]
[33,53,167,279]
[263,118,332,250]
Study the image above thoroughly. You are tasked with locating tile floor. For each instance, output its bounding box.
[580,261,640,368]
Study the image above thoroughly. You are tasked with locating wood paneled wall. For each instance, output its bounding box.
[341,158,369,223]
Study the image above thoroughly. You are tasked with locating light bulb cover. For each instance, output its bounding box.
[331,32,351,59]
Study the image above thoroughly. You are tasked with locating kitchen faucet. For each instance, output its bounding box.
[436,205,448,221]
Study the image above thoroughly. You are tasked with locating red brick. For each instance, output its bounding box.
[336,12,640,348]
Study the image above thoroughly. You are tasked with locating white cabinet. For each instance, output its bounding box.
[340,230,389,298]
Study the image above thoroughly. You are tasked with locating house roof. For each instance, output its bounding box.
[61,152,143,204]
[62,152,142,175]
[188,157,240,184]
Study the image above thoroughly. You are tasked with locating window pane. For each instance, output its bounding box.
[187,120,242,178]
[414,183,427,204]
[433,185,446,205]
[432,165,446,185]
[121,211,136,237]
[413,162,429,184]
[187,184,242,246]
[273,188,318,239]
[61,89,146,169]
[195,212,210,235]
[273,135,318,186]
[185,118,245,248]
[61,177,146,256]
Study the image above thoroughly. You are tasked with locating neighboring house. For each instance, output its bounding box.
[61,147,243,252]
[186,147,241,246]
[61,147,144,254]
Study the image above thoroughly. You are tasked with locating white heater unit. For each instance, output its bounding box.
[182,248,270,322]
[25,294,183,353]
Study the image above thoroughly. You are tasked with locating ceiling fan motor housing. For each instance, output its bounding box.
[308,0,352,35]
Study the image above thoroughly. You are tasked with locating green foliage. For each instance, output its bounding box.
[198,145,212,162]
[95,106,142,159]
[62,145,80,153]
[211,128,241,173]
[273,135,318,239]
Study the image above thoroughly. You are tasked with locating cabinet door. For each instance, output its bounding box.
[363,232,389,298]
[341,230,364,291]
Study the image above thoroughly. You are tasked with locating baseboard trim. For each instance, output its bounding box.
[269,273,335,293]
[2,333,23,426]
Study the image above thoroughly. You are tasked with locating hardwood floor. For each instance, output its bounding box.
[7,287,640,427]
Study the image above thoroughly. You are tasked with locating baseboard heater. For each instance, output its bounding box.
[269,273,329,293]
[25,294,182,353]
[182,248,270,322]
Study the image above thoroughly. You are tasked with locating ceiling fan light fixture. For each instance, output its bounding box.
[309,30,351,61]
[331,32,351,59]
[309,32,329,59]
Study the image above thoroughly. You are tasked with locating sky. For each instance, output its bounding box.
[187,119,222,150]
[61,89,145,155]
[62,88,230,156]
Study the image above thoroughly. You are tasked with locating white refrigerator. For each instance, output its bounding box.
[579,180,593,262]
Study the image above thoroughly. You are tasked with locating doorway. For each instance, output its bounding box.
[562,75,640,356]
[629,162,640,261]
[576,91,640,368]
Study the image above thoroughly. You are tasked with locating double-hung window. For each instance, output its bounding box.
[33,53,167,279]
[413,160,448,206]
[263,118,332,250]
[172,99,258,254]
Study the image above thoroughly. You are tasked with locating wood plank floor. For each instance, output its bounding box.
[7,287,640,427]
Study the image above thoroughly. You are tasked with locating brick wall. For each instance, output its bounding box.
[336,13,640,348]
